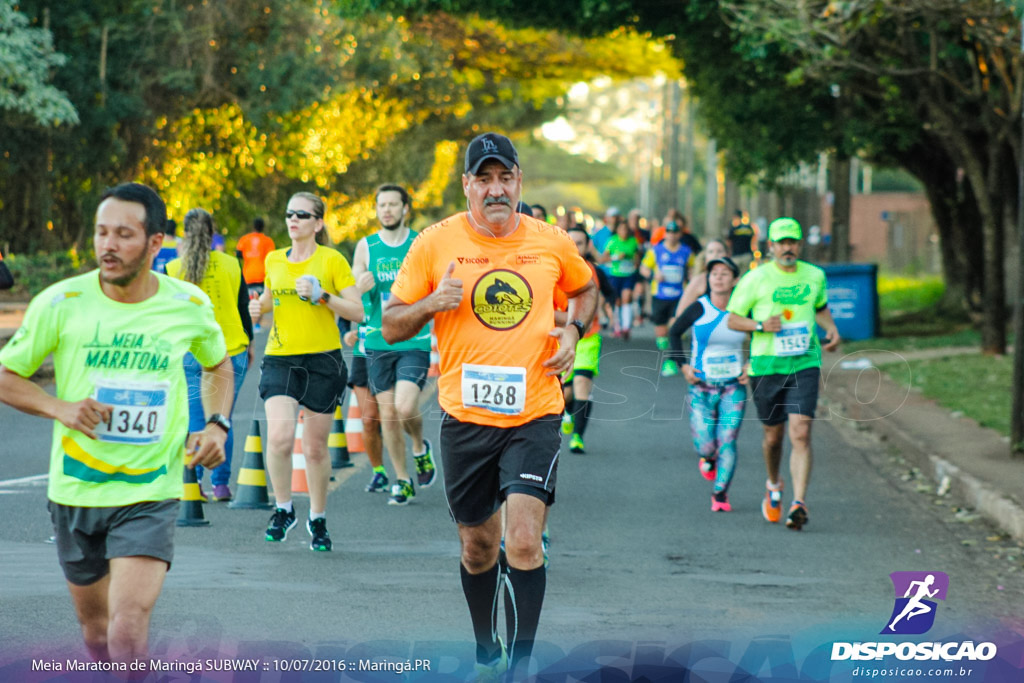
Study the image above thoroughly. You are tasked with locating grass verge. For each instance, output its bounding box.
[878,353,1011,436]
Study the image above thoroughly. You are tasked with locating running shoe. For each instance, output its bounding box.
[365,470,389,493]
[473,637,507,683]
[660,359,680,377]
[698,456,717,481]
[561,412,574,435]
[413,440,437,488]
[786,502,809,531]
[762,479,784,523]
[211,484,232,502]
[542,530,551,567]
[388,479,415,506]
[265,507,297,542]
[569,433,585,454]
[711,491,731,512]
[307,517,332,551]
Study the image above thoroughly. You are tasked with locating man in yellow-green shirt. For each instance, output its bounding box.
[0,183,234,663]
[727,217,840,532]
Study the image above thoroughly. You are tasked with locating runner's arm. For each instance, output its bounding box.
[381,297,435,344]
[323,285,364,323]
[815,305,841,351]
[351,238,375,294]
[236,270,253,342]
[0,366,112,440]
[543,280,597,375]
[189,355,233,468]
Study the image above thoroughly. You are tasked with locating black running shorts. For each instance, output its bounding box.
[650,297,681,326]
[348,354,369,389]
[439,413,561,526]
[749,366,821,425]
[48,500,178,586]
[366,349,430,395]
[259,349,348,414]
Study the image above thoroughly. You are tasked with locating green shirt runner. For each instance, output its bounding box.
[726,261,828,376]
[363,231,430,352]
[0,271,226,507]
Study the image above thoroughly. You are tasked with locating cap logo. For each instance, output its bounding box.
[481,138,498,153]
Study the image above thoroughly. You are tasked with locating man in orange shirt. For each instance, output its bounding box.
[383,133,597,679]
[235,218,276,333]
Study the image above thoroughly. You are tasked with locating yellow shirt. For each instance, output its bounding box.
[166,251,249,356]
[264,245,355,356]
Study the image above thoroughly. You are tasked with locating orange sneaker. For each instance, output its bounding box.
[762,479,783,523]
[786,501,809,530]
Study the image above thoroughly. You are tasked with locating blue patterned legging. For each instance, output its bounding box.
[688,381,747,493]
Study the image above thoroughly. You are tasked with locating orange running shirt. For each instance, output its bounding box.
[391,213,593,427]
[236,232,276,284]
[553,260,600,337]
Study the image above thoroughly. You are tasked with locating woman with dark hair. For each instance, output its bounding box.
[248,191,363,552]
[166,208,253,501]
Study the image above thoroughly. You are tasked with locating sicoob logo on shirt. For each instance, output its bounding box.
[471,269,533,330]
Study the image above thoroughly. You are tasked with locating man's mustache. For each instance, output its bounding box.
[484,196,511,207]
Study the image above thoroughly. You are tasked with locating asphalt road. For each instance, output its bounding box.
[1,325,1022,681]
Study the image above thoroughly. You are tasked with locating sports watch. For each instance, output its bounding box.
[318,291,331,305]
[755,320,764,332]
[569,319,586,338]
[207,413,232,434]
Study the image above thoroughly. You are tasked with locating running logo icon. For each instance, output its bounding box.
[881,571,949,635]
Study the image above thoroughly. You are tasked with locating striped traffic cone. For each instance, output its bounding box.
[329,404,353,469]
[345,393,365,454]
[428,332,440,378]
[177,464,211,527]
[292,411,308,494]
[229,420,273,510]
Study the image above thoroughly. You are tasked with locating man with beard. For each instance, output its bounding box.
[0,182,234,663]
[726,217,840,531]
[351,184,436,506]
[383,133,597,679]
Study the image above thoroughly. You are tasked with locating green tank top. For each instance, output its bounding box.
[364,231,430,351]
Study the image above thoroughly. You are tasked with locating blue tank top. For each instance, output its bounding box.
[651,242,691,299]
[690,295,747,383]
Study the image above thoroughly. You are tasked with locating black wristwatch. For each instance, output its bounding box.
[755,320,764,332]
[319,291,331,305]
[569,319,586,338]
[207,413,231,434]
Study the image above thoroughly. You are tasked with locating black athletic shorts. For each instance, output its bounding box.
[366,348,430,395]
[48,500,178,586]
[439,413,561,526]
[259,349,347,414]
[750,366,821,425]
[348,354,369,389]
[650,297,681,326]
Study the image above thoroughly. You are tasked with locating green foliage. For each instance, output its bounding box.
[0,0,78,127]
[2,249,91,297]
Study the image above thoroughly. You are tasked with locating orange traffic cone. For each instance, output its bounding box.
[428,332,440,378]
[291,411,308,494]
[329,404,353,469]
[345,393,365,454]
[229,420,273,510]
[177,464,210,527]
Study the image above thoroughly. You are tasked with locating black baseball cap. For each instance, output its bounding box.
[705,256,740,278]
[465,132,519,175]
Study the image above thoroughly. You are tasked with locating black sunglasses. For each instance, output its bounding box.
[285,210,319,220]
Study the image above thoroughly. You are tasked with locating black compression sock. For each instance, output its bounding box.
[574,399,591,437]
[460,562,503,663]
[504,564,546,672]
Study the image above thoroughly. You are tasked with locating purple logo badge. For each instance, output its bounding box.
[880,571,949,635]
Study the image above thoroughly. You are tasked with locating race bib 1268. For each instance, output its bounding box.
[461,364,526,415]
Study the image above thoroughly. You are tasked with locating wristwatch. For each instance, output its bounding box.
[569,319,586,338]
[755,320,764,332]
[318,291,331,305]
[207,413,231,434]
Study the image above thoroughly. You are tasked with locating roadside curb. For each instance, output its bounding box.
[823,356,1024,544]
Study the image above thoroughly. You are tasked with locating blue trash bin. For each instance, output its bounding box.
[821,263,879,341]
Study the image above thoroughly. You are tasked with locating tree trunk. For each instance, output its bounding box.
[830,153,852,263]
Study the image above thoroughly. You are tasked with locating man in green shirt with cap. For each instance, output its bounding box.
[726,217,840,531]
